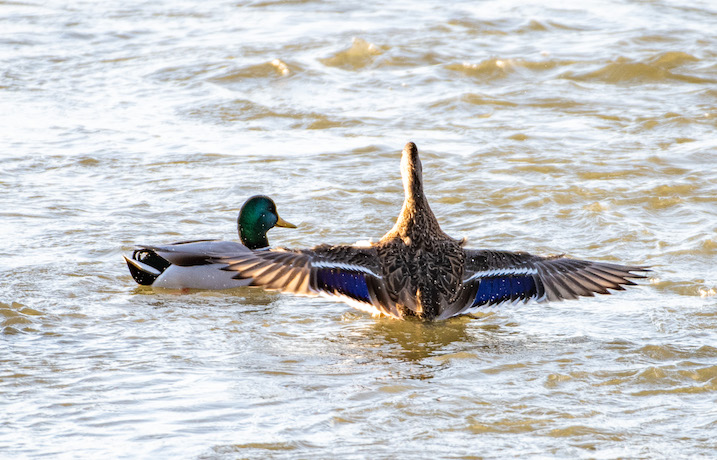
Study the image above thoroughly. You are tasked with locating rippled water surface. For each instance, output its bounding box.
[2,0,717,458]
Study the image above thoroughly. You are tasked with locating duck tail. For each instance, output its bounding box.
[123,249,171,285]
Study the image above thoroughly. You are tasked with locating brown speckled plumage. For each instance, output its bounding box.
[220,142,649,321]
[375,143,465,318]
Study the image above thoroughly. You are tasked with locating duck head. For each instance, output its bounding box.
[238,195,296,249]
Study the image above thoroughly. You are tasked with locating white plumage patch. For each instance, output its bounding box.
[324,294,389,318]
[465,266,538,282]
[153,264,253,290]
[124,256,162,276]
[311,260,380,278]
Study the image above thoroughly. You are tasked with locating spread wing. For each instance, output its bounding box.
[439,249,649,319]
[219,244,401,318]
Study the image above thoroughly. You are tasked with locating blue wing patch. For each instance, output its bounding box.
[316,269,371,303]
[472,275,537,307]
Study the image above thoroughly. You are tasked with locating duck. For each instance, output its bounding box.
[217,142,649,321]
[124,195,296,290]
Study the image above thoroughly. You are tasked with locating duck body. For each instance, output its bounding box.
[218,143,648,321]
[126,240,255,290]
[124,195,295,290]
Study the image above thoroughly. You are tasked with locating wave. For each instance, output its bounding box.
[562,52,714,84]
[319,38,385,70]
[211,59,296,82]
[446,57,576,82]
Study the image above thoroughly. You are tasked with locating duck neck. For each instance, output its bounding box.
[239,219,270,250]
[385,143,443,242]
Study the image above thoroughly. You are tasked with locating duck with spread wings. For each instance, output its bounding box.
[219,143,648,321]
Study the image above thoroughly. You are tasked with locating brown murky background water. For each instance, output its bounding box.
[2,0,716,458]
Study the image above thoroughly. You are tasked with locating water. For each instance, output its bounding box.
[2,0,716,457]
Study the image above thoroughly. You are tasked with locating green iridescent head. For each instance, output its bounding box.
[238,195,296,249]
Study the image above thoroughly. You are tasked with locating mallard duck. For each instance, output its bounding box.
[124,195,296,289]
[218,143,649,321]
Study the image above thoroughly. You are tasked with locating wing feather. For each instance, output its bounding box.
[220,245,398,317]
[444,249,649,318]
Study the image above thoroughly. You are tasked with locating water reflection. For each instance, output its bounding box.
[370,316,474,362]
[340,313,519,364]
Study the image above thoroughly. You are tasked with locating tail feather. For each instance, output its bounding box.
[124,249,171,285]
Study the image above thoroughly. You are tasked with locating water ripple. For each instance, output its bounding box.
[2,0,716,458]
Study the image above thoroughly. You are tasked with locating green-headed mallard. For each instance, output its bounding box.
[124,195,296,289]
[219,143,649,321]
